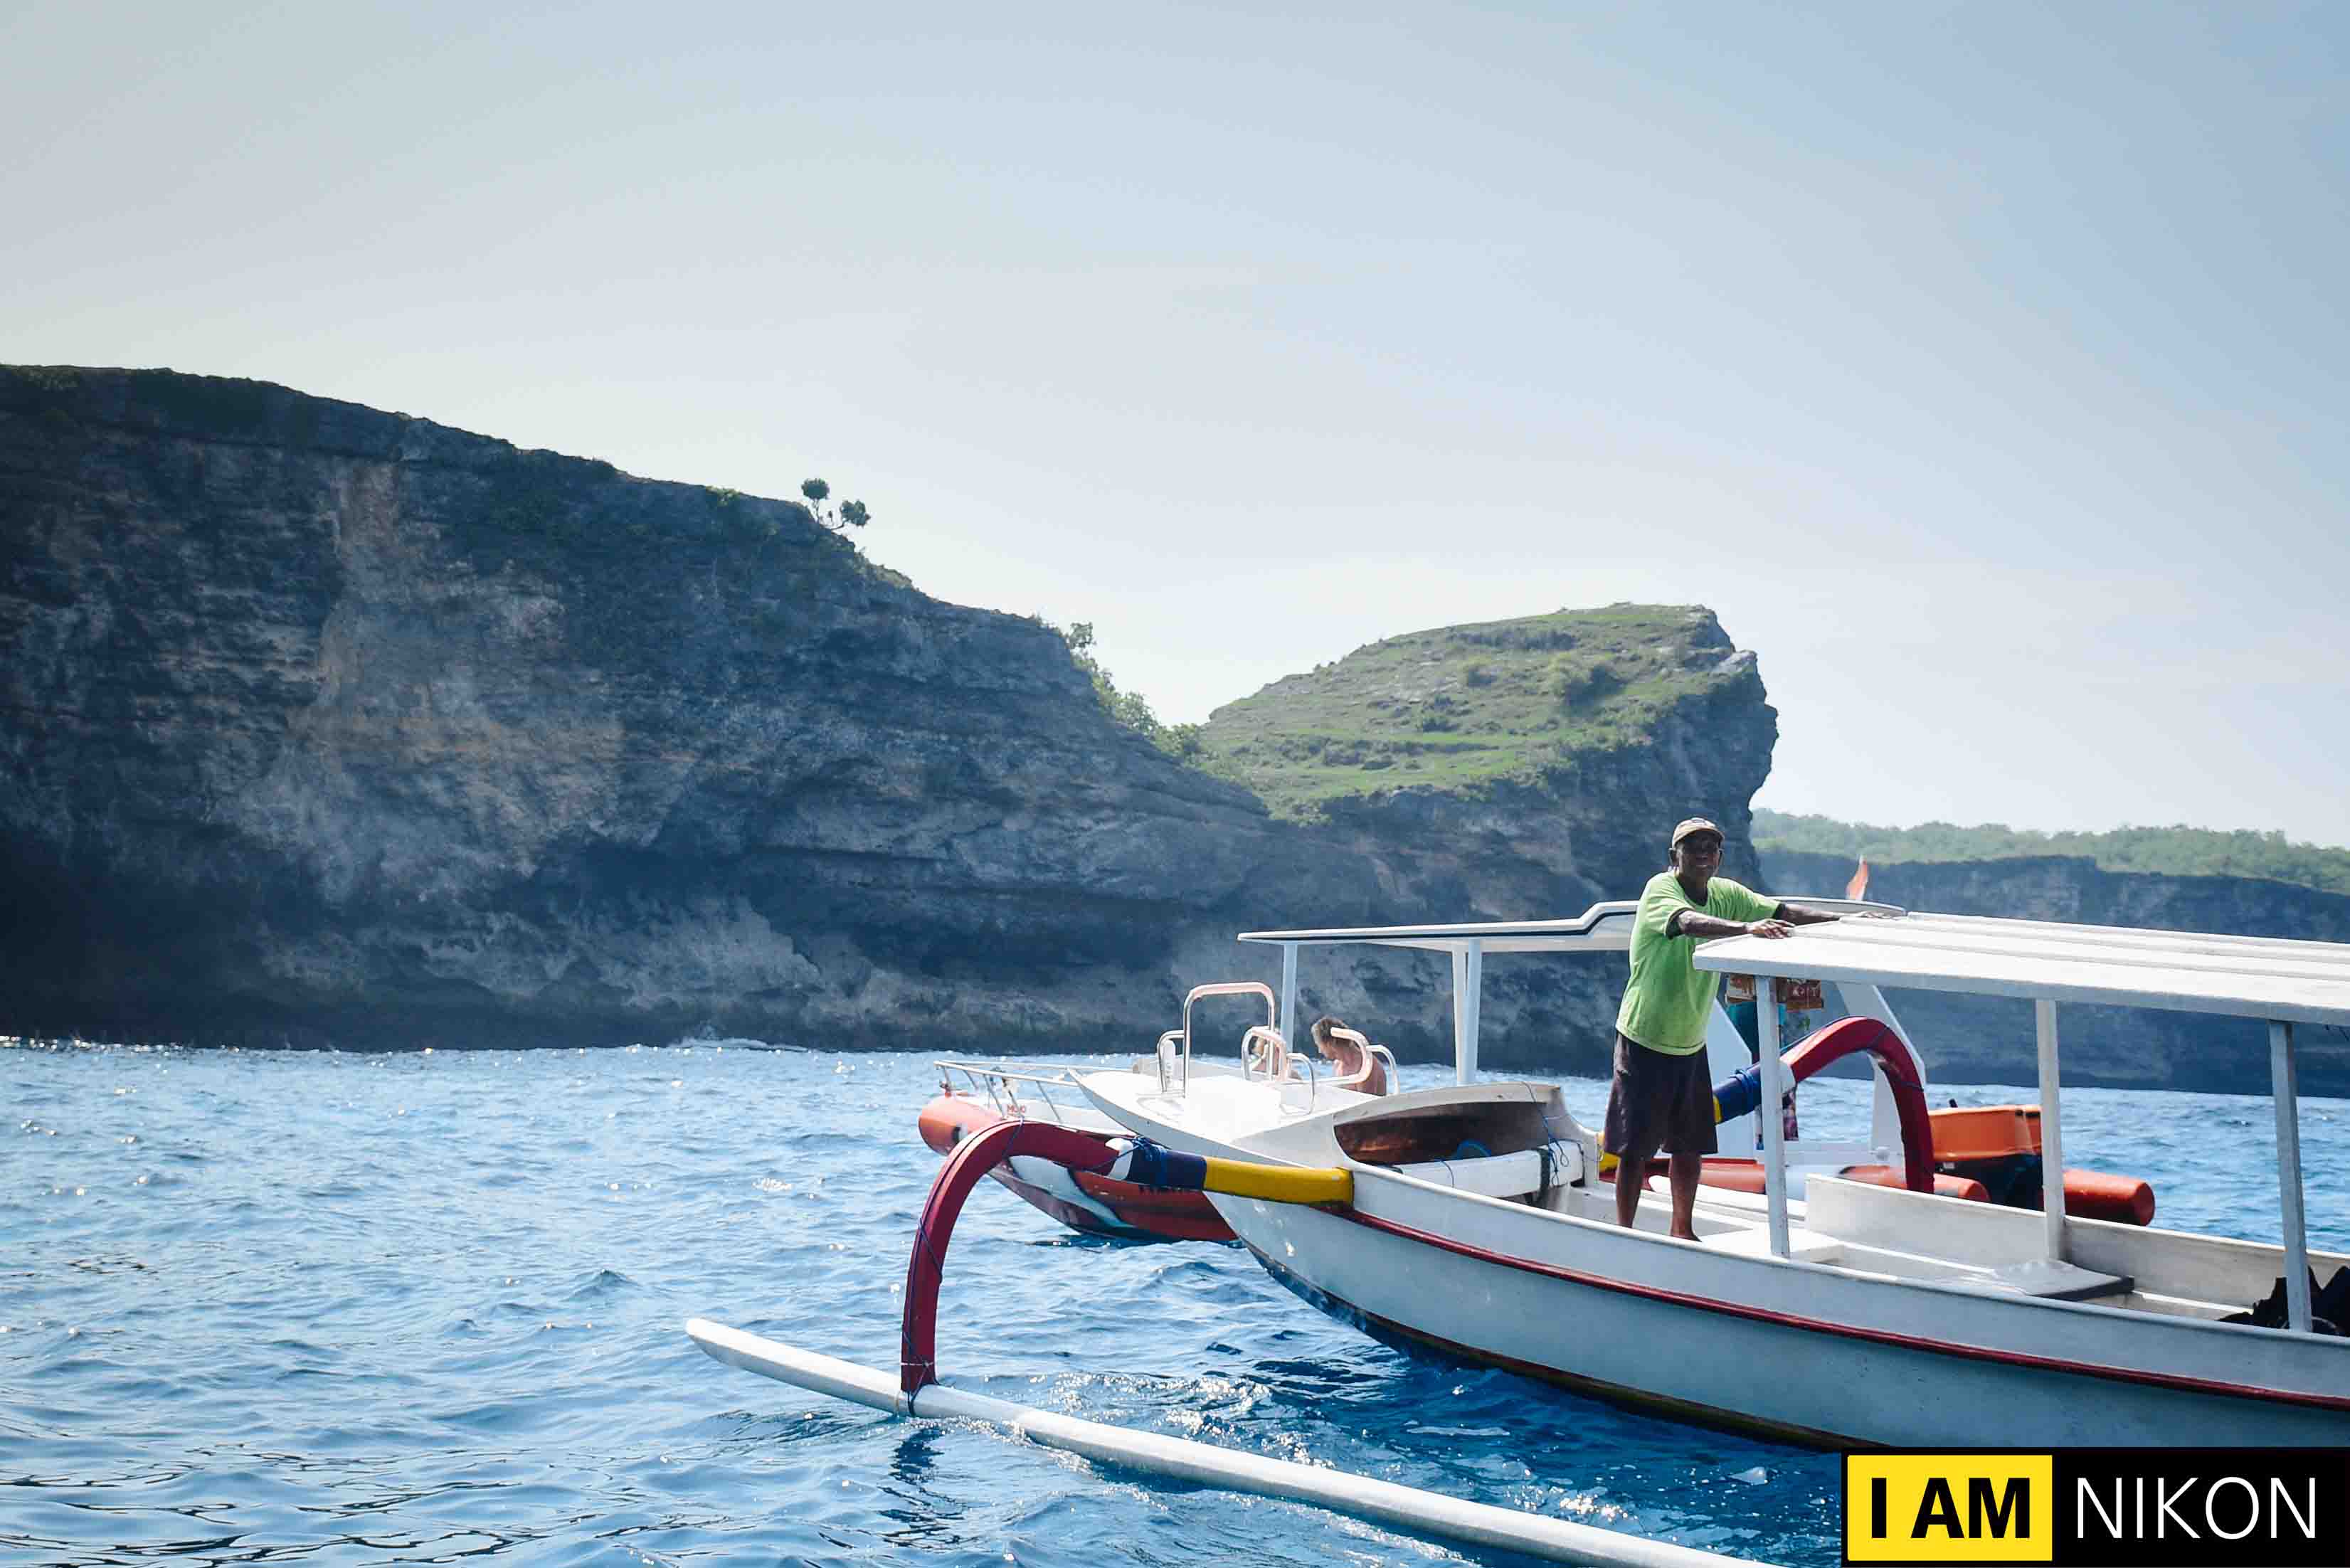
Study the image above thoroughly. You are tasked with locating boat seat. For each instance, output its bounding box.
[1390,1148,1565,1199]
[1957,1258,2134,1302]
[1704,1224,1844,1264]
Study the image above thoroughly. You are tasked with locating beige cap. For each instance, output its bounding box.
[1670,817,1724,848]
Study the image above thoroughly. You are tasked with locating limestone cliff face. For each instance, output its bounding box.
[1,367,1771,1071]
[1760,850,2350,1096]
[0,367,1318,1049]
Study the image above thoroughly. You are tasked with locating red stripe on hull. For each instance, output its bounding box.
[1244,1241,1850,1448]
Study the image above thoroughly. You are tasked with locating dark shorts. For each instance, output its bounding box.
[1602,1032,1717,1158]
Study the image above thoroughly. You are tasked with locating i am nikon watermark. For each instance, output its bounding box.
[1843,1450,2348,1567]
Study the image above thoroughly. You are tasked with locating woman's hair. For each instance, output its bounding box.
[1308,1015,1342,1048]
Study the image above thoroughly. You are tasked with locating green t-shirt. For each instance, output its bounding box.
[1613,871,1779,1055]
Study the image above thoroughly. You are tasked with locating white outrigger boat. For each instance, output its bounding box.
[688,898,2346,1559]
[1077,902,2350,1447]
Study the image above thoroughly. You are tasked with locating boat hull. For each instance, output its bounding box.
[1211,1180,2350,1448]
[1079,1071,2350,1447]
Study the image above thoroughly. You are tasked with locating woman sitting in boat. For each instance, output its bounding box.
[1309,1015,1390,1096]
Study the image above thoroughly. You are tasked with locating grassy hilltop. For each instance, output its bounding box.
[1754,809,2350,898]
[1198,604,1757,821]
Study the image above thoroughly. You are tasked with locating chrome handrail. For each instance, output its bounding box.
[1153,1031,1182,1095]
[933,1059,1089,1086]
[1281,1052,1319,1117]
[933,1059,1089,1123]
[1319,1027,1396,1093]
[1240,1024,1291,1083]
[1177,981,1278,1097]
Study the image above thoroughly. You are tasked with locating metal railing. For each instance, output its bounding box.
[1319,1026,1398,1093]
[933,1059,1088,1124]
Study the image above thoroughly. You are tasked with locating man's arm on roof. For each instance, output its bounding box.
[1670,909,1762,940]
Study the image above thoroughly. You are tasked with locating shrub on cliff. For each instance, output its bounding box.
[1040,619,1202,762]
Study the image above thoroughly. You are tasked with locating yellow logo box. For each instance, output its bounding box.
[1846,1454,2054,1564]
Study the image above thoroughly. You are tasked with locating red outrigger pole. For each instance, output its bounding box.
[899,1118,1121,1395]
[1782,1017,1937,1194]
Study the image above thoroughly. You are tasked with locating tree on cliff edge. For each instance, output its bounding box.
[799,477,871,534]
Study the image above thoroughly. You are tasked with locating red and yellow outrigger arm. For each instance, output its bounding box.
[899,1118,1349,1394]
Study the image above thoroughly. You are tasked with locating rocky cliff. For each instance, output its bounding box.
[1759,850,2350,1096]
[0,367,1773,1070]
[1192,606,1779,1059]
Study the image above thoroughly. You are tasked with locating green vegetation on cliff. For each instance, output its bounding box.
[1197,605,1757,820]
[1040,620,1205,761]
[1754,809,2350,897]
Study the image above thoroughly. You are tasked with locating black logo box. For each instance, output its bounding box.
[2055,1451,2346,1568]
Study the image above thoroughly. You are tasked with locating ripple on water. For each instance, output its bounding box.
[566,1266,639,1301]
[3,1045,2337,1567]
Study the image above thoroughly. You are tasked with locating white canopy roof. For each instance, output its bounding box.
[1237,897,1900,957]
[1695,911,2350,1028]
[1237,902,1641,955]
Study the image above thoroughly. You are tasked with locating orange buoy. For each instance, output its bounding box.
[1836,1164,1991,1203]
[2063,1167,2156,1227]
[1690,1158,1990,1204]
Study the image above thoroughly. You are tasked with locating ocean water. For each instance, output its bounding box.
[4,1040,2346,1568]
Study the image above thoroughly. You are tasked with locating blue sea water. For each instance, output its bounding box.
[4,1039,2346,1568]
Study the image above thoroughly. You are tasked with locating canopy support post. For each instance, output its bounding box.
[2036,999,2067,1261]
[1450,941,1483,1084]
[1278,943,1298,1053]
[1757,982,1790,1259]
[2272,1020,2312,1334]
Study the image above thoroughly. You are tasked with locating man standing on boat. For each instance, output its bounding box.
[1607,817,1841,1239]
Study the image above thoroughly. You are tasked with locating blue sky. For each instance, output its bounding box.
[5,2,2344,843]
